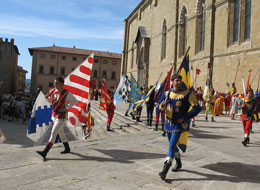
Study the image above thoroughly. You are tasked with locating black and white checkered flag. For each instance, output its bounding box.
[122,75,131,101]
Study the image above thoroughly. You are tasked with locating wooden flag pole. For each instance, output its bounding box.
[250,65,260,85]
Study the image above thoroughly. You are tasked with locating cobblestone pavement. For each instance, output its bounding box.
[0,101,260,189]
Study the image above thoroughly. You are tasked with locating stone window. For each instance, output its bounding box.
[102,71,107,79]
[50,66,54,74]
[112,61,117,65]
[195,0,205,53]
[39,66,44,74]
[93,70,98,78]
[94,59,99,63]
[244,0,251,40]
[72,56,77,61]
[48,82,53,88]
[161,19,167,61]
[131,42,135,69]
[228,0,251,45]
[233,0,240,43]
[50,54,56,59]
[39,54,45,58]
[179,6,187,57]
[111,71,116,80]
[62,55,66,60]
[60,67,65,75]
[103,59,108,64]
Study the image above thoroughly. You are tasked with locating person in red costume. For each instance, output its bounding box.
[241,89,258,146]
[106,97,115,132]
[36,77,77,160]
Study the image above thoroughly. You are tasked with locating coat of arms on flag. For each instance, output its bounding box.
[64,53,94,127]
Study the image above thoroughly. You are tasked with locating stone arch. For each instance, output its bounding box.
[195,0,206,15]
[179,5,187,24]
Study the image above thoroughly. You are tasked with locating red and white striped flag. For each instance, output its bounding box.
[63,53,94,126]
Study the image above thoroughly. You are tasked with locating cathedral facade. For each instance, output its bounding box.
[121,0,258,93]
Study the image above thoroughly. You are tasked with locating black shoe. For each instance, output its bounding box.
[125,112,128,116]
[192,121,196,127]
[162,131,166,137]
[159,161,172,180]
[172,157,182,172]
[61,142,70,154]
[107,125,114,132]
[242,138,247,146]
[211,117,215,122]
[205,116,208,121]
[37,144,51,161]
[130,112,135,120]
[154,124,158,131]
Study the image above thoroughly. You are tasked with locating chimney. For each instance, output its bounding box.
[53,43,55,47]
[11,38,14,45]
[73,46,76,48]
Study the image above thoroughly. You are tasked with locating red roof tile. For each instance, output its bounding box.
[28,46,121,59]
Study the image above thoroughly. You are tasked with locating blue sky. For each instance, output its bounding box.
[0,0,141,79]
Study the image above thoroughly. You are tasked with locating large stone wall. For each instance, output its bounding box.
[122,0,260,93]
[0,38,18,94]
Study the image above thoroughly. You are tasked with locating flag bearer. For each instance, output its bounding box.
[36,77,77,161]
[159,74,201,180]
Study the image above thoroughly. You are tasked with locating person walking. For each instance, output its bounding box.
[158,74,201,180]
[240,89,258,146]
[36,77,77,161]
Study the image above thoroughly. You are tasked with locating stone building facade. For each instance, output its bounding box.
[17,66,28,92]
[29,45,121,95]
[0,38,20,94]
[122,0,257,93]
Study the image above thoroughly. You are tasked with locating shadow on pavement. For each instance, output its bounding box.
[189,128,233,139]
[47,149,165,164]
[165,162,260,184]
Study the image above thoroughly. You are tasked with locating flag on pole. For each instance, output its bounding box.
[113,74,130,105]
[99,80,113,111]
[128,73,143,103]
[176,47,192,152]
[133,85,156,111]
[27,91,52,142]
[63,53,94,126]
[177,47,192,90]
[155,66,173,103]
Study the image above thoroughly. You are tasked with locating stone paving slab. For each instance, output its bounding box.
[1,128,260,190]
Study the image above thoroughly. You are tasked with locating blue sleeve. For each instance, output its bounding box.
[183,105,201,121]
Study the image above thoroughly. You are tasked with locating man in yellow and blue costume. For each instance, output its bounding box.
[159,74,201,180]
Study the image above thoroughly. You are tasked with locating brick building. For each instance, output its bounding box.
[122,0,257,93]
[0,38,27,94]
[29,45,121,95]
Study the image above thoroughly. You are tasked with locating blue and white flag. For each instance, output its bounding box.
[113,74,126,105]
[27,91,52,142]
[128,73,142,103]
